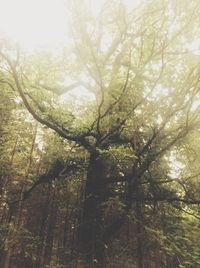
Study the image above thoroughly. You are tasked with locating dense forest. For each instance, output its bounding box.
[0,0,200,267]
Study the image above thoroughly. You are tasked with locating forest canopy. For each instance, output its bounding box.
[0,0,200,267]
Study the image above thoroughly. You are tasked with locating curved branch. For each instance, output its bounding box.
[1,52,96,153]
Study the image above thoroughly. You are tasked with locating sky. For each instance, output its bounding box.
[0,0,142,52]
[0,0,68,51]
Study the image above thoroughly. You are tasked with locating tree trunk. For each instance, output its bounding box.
[135,202,144,268]
[78,153,107,267]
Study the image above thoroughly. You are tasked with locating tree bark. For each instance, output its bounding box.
[135,201,144,268]
[78,153,107,267]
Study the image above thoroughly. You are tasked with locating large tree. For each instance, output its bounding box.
[1,0,200,267]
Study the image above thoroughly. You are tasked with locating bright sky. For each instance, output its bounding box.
[0,0,68,51]
[0,0,142,52]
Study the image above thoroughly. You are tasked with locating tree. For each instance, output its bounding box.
[0,0,200,267]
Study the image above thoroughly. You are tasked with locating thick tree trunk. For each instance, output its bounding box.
[78,153,107,267]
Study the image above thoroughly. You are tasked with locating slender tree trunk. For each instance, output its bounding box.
[16,123,38,227]
[40,189,53,268]
[41,187,57,268]
[135,202,144,268]
[1,247,12,268]
[78,153,107,267]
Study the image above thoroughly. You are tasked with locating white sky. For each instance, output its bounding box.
[0,0,142,52]
[0,0,68,51]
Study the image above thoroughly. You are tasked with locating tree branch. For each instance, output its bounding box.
[0,52,97,153]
